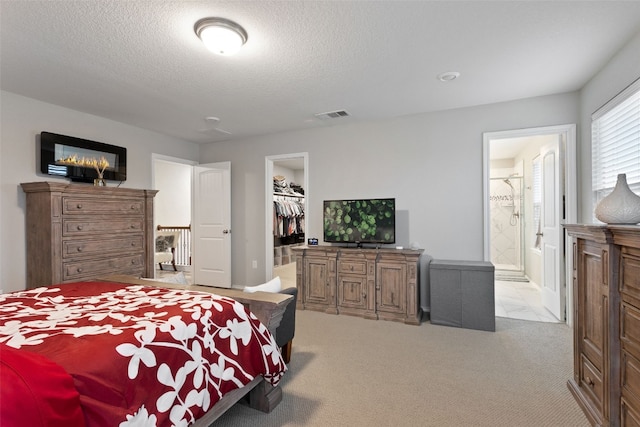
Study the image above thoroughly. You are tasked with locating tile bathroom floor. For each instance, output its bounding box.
[495,279,560,323]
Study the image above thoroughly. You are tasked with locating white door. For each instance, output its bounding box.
[540,140,565,320]
[192,162,231,287]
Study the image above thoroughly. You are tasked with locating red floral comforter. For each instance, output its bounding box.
[0,282,287,426]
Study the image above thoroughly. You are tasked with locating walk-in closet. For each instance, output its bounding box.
[273,161,305,267]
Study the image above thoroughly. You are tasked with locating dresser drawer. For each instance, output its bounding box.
[63,236,144,258]
[63,219,144,235]
[621,249,640,300]
[580,353,604,413]
[63,254,144,281]
[622,396,640,427]
[622,302,640,360]
[338,260,367,275]
[623,350,640,403]
[63,197,144,215]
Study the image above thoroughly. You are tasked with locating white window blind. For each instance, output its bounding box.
[592,78,640,211]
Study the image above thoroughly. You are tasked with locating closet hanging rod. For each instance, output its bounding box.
[274,192,304,199]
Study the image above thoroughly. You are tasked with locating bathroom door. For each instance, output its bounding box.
[540,140,565,320]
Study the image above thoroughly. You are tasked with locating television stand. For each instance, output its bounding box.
[291,246,423,325]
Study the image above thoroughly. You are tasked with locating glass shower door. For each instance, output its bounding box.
[489,176,524,275]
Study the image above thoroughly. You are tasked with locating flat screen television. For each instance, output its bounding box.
[323,198,395,245]
[40,132,127,183]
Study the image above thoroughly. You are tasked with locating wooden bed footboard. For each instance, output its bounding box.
[98,275,292,424]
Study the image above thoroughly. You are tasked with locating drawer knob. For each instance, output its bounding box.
[76,225,83,231]
[76,247,83,252]
[131,242,136,246]
[76,268,83,273]
[131,260,136,265]
[76,204,83,209]
[585,376,594,387]
[131,205,136,210]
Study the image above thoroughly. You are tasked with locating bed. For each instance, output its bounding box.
[0,276,292,426]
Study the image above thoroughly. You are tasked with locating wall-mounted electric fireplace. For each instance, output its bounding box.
[40,132,127,183]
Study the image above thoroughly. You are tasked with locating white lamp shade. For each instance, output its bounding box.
[196,19,247,56]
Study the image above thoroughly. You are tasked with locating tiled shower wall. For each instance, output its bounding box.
[490,177,523,271]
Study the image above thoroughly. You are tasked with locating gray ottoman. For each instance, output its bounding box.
[430,260,495,332]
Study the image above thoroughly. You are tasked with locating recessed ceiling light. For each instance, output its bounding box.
[437,71,460,82]
[195,17,248,56]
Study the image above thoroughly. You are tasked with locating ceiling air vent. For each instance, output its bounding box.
[314,110,350,120]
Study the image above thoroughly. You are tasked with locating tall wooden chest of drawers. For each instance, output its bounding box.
[565,224,640,426]
[21,182,157,289]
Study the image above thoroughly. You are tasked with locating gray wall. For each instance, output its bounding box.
[200,92,580,290]
[0,91,200,293]
[1,30,638,295]
[199,29,640,290]
[578,31,640,221]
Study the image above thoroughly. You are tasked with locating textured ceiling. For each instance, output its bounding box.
[2,1,640,144]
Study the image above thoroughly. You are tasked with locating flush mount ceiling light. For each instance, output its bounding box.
[437,71,460,82]
[195,17,248,56]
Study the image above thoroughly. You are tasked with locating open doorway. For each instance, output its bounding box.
[265,153,308,285]
[483,125,577,325]
[151,154,196,280]
[152,156,233,287]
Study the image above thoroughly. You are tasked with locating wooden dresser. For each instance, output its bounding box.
[21,182,157,289]
[291,246,423,325]
[565,224,640,426]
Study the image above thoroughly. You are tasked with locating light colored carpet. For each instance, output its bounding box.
[274,262,297,288]
[213,310,588,426]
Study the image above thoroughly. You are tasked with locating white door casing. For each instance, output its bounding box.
[192,162,231,287]
[483,124,576,325]
[540,139,565,321]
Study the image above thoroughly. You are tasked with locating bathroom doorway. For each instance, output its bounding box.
[483,124,577,324]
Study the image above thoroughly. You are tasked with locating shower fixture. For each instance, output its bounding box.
[503,177,520,225]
